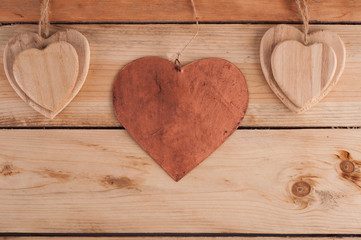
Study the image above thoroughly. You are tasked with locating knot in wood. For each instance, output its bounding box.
[292,181,311,197]
[340,160,355,173]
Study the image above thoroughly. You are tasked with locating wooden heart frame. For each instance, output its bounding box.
[3,29,90,119]
[260,24,346,113]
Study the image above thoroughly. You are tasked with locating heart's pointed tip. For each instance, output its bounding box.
[171,174,185,182]
[46,111,58,119]
[167,169,188,182]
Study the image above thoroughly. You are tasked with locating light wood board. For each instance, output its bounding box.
[0,24,361,127]
[1,129,361,233]
[1,0,361,23]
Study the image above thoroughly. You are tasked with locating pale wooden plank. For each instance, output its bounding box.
[1,24,361,127]
[1,129,361,233]
[1,0,361,23]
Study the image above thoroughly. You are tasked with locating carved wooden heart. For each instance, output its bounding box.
[260,24,346,113]
[113,57,248,181]
[271,40,337,108]
[13,41,79,112]
[4,29,90,119]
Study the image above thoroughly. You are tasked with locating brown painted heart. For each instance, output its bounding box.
[113,57,248,181]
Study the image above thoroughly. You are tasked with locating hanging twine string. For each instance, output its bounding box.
[175,0,200,70]
[295,0,309,44]
[38,0,50,38]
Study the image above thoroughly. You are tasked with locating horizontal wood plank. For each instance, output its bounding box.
[1,24,361,127]
[1,0,361,23]
[1,129,361,233]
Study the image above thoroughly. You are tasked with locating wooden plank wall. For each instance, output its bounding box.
[1,0,361,239]
[1,0,361,22]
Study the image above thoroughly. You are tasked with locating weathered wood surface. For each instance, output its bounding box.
[1,129,361,233]
[1,0,361,23]
[1,24,361,127]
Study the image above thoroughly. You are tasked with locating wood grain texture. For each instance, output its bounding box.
[1,129,361,233]
[1,0,361,23]
[0,24,360,127]
[260,24,346,113]
[3,29,90,119]
[271,41,337,110]
[13,41,79,112]
[113,57,248,181]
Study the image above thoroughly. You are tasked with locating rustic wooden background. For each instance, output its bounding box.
[1,0,361,239]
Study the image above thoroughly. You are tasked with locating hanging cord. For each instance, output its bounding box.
[38,0,50,38]
[175,0,200,71]
[295,0,310,44]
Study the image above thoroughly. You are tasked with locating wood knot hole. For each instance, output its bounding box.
[340,160,354,173]
[292,181,311,197]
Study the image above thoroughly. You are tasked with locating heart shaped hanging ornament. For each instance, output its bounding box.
[3,0,90,118]
[113,57,248,181]
[112,0,249,181]
[260,0,346,113]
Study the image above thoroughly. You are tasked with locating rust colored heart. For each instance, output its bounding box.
[113,57,248,181]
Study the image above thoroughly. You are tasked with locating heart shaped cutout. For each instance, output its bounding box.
[113,57,248,181]
[4,29,90,119]
[13,41,79,112]
[260,24,346,113]
[271,40,337,108]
